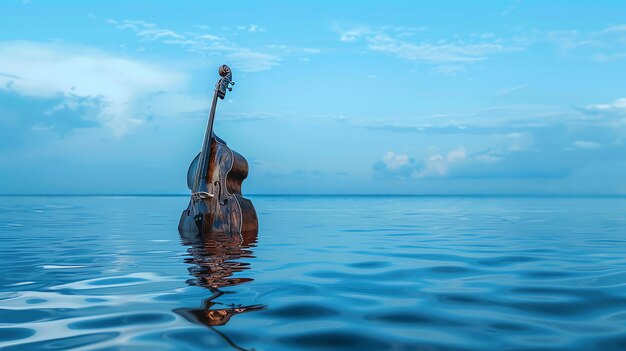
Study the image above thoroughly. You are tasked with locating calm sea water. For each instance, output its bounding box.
[1,195,626,350]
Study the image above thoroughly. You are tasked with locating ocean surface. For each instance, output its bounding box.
[1,195,626,350]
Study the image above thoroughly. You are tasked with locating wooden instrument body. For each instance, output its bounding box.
[179,64,257,236]
[178,135,258,235]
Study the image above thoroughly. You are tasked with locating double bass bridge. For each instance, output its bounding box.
[192,192,214,203]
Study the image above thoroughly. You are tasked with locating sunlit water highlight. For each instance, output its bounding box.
[1,195,626,350]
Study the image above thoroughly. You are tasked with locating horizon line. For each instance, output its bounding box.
[1,193,626,198]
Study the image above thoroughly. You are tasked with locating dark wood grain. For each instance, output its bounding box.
[179,136,258,236]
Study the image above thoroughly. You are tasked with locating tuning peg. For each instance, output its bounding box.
[230,81,235,86]
[227,87,232,92]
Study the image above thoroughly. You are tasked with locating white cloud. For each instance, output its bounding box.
[339,27,369,42]
[376,147,501,179]
[447,148,466,162]
[382,151,410,170]
[580,98,626,142]
[578,98,626,143]
[547,24,626,57]
[413,147,467,178]
[369,35,521,63]
[247,24,265,33]
[375,146,511,179]
[416,154,447,177]
[109,19,280,72]
[0,41,185,136]
[584,98,626,115]
[235,24,266,33]
[338,26,522,65]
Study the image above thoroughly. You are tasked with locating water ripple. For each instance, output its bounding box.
[1,196,626,350]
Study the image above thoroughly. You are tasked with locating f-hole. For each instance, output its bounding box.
[214,181,229,206]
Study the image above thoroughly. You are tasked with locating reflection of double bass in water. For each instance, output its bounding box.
[179,64,258,236]
[175,229,265,349]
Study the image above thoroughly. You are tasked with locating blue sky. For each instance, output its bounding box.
[1,1,625,194]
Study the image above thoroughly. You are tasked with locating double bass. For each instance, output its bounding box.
[179,65,258,235]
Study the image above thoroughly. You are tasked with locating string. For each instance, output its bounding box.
[191,75,223,220]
